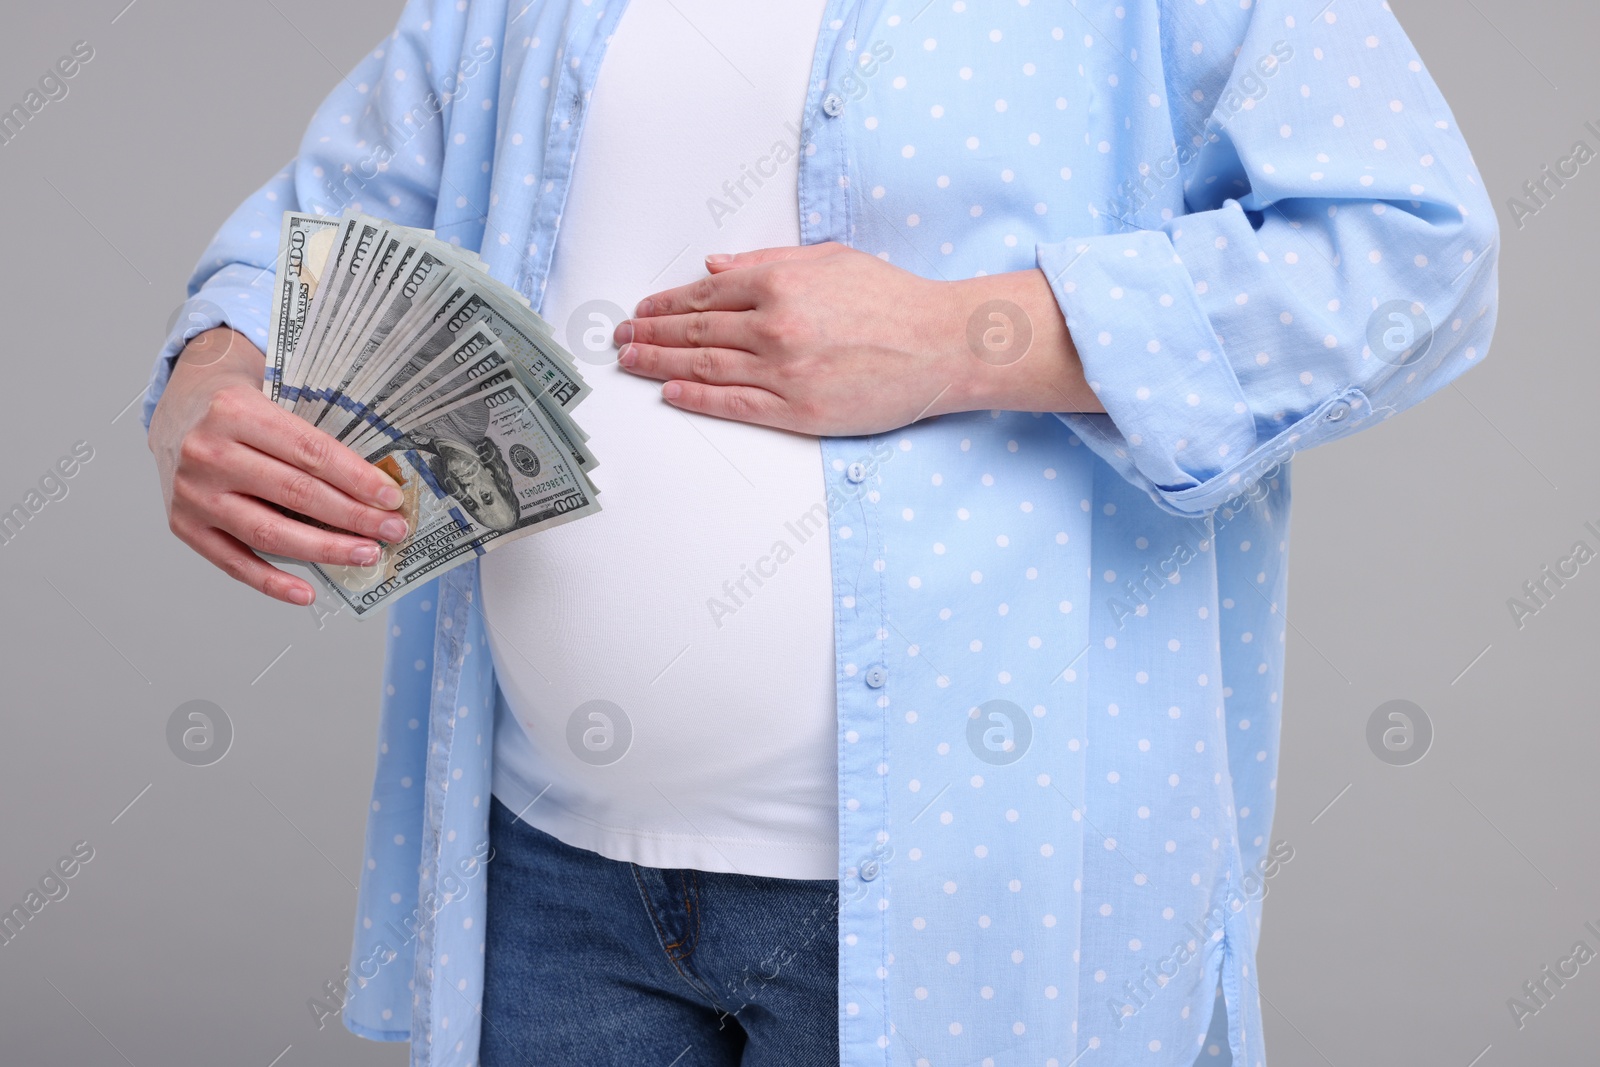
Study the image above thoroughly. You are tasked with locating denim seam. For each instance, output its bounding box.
[662,871,697,956]
[629,865,727,1016]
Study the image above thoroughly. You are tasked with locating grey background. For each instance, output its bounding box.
[0,1,1592,1065]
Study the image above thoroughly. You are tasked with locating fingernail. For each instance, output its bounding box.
[377,485,404,509]
[614,320,634,345]
[351,544,382,566]
[379,517,409,541]
[292,586,315,606]
[618,343,637,367]
[663,382,683,400]
[634,297,653,317]
[706,253,733,264]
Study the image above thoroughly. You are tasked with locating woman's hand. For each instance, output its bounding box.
[147,327,410,606]
[615,242,1099,436]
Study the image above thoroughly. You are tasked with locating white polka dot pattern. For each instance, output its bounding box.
[140,1,1498,1065]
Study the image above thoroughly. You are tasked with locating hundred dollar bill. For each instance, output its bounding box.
[403,275,591,410]
[312,218,453,415]
[259,208,603,616]
[337,322,502,452]
[349,282,597,472]
[347,342,546,460]
[292,217,389,421]
[310,378,600,615]
[328,268,470,416]
[375,340,520,432]
[276,214,361,407]
[447,280,594,442]
[264,212,341,404]
[315,231,410,391]
[300,233,415,426]
[309,237,454,431]
[334,255,590,441]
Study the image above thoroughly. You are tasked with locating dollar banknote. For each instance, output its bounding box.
[261,208,601,615]
[311,379,599,615]
[263,212,342,405]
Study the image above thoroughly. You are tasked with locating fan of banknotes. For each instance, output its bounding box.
[263,210,600,617]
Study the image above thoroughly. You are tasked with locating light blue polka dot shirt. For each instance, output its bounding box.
[143,1,1498,1064]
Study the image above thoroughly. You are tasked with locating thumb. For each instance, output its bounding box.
[704,242,841,273]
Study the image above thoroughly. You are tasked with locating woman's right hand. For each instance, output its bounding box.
[147,326,410,606]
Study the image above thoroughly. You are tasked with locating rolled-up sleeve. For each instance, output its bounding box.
[141,0,463,431]
[1037,0,1499,518]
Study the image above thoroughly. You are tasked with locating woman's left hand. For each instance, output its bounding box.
[615,243,994,437]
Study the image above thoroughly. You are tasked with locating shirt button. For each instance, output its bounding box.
[1326,401,1350,422]
[859,859,880,881]
[865,666,887,689]
[821,93,845,118]
[846,461,868,484]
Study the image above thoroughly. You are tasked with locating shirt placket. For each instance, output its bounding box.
[801,3,896,1063]
[517,2,634,306]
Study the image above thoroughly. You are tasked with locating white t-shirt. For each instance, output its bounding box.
[479,0,837,879]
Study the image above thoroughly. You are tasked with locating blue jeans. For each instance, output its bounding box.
[481,796,841,1066]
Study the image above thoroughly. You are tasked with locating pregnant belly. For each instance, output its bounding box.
[477,367,839,847]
